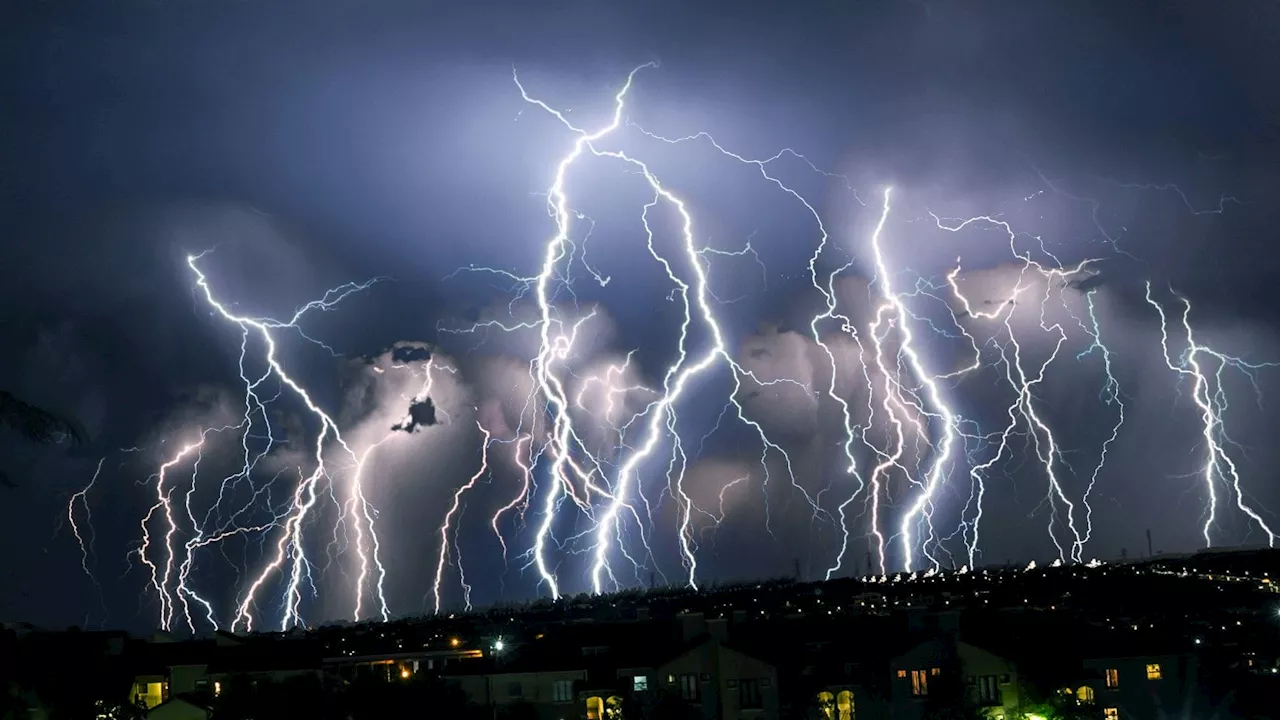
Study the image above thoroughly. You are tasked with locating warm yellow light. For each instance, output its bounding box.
[401,669,411,679]
[214,681,222,697]
[450,637,461,648]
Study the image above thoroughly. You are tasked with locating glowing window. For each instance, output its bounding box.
[836,689,854,720]
[1077,686,1094,703]
[633,675,649,691]
[910,670,929,697]
[1105,668,1119,688]
[1145,663,1162,680]
[134,682,167,710]
[817,691,836,720]
[1103,708,1118,720]
[896,669,907,678]
[930,667,941,677]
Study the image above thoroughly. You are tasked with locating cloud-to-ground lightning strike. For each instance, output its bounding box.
[1145,282,1277,548]
[433,421,492,614]
[67,457,107,626]
[507,64,837,595]
[127,251,402,633]
[69,62,1280,629]
[433,64,1278,607]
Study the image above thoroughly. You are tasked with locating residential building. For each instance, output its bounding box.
[890,639,1021,720]
[655,636,780,720]
[1082,652,1200,720]
[145,696,210,720]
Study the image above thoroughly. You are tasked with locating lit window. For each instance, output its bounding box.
[1077,686,1094,703]
[633,675,649,692]
[817,691,835,720]
[836,689,854,720]
[1145,663,1162,680]
[910,669,929,697]
[896,669,907,678]
[214,681,222,697]
[930,667,941,677]
[1103,708,1118,720]
[1105,668,1119,688]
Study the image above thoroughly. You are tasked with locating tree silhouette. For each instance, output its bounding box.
[0,390,85,488]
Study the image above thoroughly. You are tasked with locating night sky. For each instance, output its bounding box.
[3,0,1280,633]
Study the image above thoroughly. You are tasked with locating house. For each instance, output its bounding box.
[146,696,210,720]
[451,667,588,718]
[444,621,677,720]
[890,638,1021,720]
[785,624,889,720]
[440,617,783,720]
[654,635,781,720]
[128,632,325,709]
[1080,651,1200,720]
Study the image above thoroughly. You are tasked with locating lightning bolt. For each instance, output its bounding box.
[133,252,393,632]
[508,63,833,595]
[67,457,107,627]
[931,208,1105,565]
[860,189,959,573]
[1075,289,1124,555]
[139,437,206,631]
[1145,282,1277,548]
[433,421,492,614]
[105,62,1277,625]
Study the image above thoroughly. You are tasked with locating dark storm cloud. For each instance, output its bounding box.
[389,345,432,365]
[391,398,438,434]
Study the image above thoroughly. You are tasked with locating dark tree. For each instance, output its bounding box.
[0,391,85,446]
[0,390,86,488]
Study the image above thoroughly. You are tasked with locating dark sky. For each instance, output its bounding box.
[3,0,1279,632]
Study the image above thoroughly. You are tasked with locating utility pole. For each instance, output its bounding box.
[793,558,801,581]
[1146,529,1153,558]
